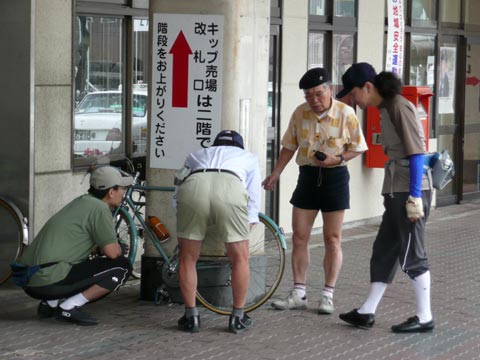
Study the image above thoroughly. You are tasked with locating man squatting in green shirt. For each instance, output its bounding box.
[20,166,133,325]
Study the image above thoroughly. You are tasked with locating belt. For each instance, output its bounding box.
[189,168,240,180]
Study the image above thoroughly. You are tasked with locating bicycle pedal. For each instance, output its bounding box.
[154,285,171,305]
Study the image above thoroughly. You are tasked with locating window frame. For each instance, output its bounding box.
[73,1,148,169]
[308,0,358,98]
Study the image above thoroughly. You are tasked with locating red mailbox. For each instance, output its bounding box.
[365,86,433,168]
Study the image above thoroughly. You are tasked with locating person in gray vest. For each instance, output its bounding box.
[20,166,133,326]
[337,62,434,333]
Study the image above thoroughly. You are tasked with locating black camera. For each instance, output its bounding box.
[314,151,327,161]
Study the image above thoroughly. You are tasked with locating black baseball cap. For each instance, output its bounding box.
[336,62,377,98]
[213,130,244,149]
[299,68,330,90]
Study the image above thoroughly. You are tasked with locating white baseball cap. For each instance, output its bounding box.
[89,166,133,190]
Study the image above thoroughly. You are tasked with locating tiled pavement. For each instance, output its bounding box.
[1,198,479,360]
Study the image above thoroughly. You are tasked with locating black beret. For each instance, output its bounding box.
[299,68,330,89]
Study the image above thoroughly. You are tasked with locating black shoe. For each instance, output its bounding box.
[178,315,200,333]
[229,313,253,334]
[339,309,375,329]
[391,316,434,333]
[37,301,57,319]
[56,307,98,326]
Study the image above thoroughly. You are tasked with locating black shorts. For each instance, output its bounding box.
[24,256,132,301]
[290,166,350,212]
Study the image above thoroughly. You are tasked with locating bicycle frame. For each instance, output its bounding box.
[113,171,288,314]
[114,176,287,265]
[113,175,176,266]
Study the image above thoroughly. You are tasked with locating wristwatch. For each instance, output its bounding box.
[336,154,346,166]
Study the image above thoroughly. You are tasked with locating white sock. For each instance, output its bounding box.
[321,285,334,299]
[410,271,433,323]
[293,283,306,298]
[46,300,59,308]
[358,282,387,314]
[60,293,89,311]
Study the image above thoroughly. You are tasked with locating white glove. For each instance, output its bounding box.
[405,196,424,221]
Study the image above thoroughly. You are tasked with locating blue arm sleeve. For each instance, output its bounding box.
[409,153,424,198]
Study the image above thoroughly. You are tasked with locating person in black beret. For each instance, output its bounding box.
[263,68,367,314]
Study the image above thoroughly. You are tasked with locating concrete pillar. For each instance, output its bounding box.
[141,0,270,299]
[145,0,269,256]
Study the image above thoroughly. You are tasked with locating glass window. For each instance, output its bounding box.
[437,44,456,113]
[73,13,148,164]
[74,15,124,158]
[131,18,149,156]
[309,1,357,101]
[308,32,326,69]
[332,34,354,90]
[409,34,435,90]
[412,0,435,21]
[335,0,355,17]
[463,41,480,195]
[310,0,326,16]
[440,0,461,24]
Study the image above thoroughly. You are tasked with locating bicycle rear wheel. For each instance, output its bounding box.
[195,214,286,315]
[114,208,141,279]
[0,198,26,286]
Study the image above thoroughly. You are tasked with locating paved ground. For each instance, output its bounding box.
[1,198,480,360]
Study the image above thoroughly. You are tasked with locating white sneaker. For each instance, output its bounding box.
[318,295,334,314]
[271,290,308,310]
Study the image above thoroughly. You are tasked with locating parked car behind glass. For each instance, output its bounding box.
[74,90,147,156]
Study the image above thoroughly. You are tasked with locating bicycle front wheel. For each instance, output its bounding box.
[0,198,26,286]
[195,214,286,315]
[114,208,141,279]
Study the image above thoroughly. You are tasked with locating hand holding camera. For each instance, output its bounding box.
[314,151,327,161]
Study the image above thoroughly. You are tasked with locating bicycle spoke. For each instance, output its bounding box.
[195,214,285,315]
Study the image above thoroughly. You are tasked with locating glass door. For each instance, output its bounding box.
[435,36,461,205]
[463,38,480,201]
[266,25,281,223]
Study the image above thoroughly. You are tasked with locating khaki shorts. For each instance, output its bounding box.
[176,172,249,243]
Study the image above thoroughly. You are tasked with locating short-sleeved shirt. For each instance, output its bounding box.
[281,99,368,166]
[20,194,118,286]
[379,94,430,194]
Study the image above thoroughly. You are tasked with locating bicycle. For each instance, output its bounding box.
[113,170,287,315]
[0,196,29,286]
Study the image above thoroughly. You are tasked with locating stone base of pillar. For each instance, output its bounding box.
[140,255,267,308]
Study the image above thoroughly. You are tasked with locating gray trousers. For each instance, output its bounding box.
[370,191,432,283]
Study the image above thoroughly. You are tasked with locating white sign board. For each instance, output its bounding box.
[150,13,224,169]
[134,19,148,32]
[385,0,404,77]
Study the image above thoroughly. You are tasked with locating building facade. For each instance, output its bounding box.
[1,0,479,242]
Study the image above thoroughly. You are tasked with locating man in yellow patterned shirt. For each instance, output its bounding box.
[263,67,367,314]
